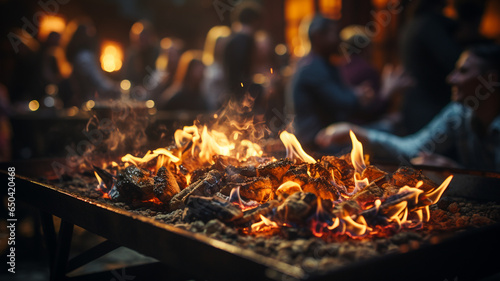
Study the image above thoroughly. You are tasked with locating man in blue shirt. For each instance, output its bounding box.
[315,44,500,172]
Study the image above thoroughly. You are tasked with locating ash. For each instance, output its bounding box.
[50,174,499,274]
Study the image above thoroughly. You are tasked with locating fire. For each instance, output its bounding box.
[279,131,316,164]
[229,187,259,211]
[349,130,366,175]
[94,171,111,199]
[251,214,279,232]
[276,181,302,199]
[122,119,264,170]
[93,112,455,241]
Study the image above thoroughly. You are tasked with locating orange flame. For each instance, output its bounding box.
[276,181,302,199]
[229,187,259,211]
[94,171,111,199]
[279,131,316,164]
[349,130,366,175]
[343,215,371,236]
[122,148,180,166]
[251,214,279,232]
[425,175,453,204]
[121,122,264,171]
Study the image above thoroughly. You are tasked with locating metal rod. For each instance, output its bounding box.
[66,240,120,273]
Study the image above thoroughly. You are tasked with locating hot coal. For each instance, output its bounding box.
[50,174,499,274]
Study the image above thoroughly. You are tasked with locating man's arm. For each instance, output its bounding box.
[316,103,464,161]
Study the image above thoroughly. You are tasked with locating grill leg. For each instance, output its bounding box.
[40,212,74,281]
[40,212,57,270]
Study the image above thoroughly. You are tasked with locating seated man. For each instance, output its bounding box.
[291,15,365,152]
[315,44,500,172]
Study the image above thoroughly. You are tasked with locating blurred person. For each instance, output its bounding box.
[202,26,231,111]
[123,20,160,90]
[62,19,120,107]
[252,30,286,125]
[290,15,373,152]
[339,26,384,124]
[454,0,489,46]
[40,31,64,87]
[223,1,262,102]
[339,26,412,132]
[8,28,41,104]
[316,44,500,172]
[339,26,381,97]
[399,0,462,134]
[159,50,208,111]
[147,37,185,101]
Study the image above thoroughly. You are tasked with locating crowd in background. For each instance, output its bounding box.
[1,0,499,172]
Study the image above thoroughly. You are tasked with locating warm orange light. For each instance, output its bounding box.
[275,44,287,56]
[320,0,342,20]
[120,80,131,91]
[131,22,144,35]
[100,42,123,72]
[160,37,173,49]
[38,15,66,41]
[28,100,39,111]
[145,100,155,108]
[285,0,315,58]
[480,0,500,39]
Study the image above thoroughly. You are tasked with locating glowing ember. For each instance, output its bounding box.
[93,114,454,241]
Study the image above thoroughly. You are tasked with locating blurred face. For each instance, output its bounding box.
[323,23,340,52]
[312,23,340,55]
[190,61,205,85]
[447,51,484,103]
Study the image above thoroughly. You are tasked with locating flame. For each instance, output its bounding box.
[352,173,369,195]
[425,175,453,204]
[279,131,316,164]
[94,171,111,199]
[327,217,340,230]
[386,201,408,229]
[349,130,366,175]
[343,215,370,236]
[92,106,456,241]
[374,199,381,213]
[229,187,259,211]
[143,197,162,204]
[276,181,302,199]
[251,214,279,232]
[122,148,180,166]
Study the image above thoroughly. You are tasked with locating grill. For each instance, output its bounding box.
[3,161,500,281]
